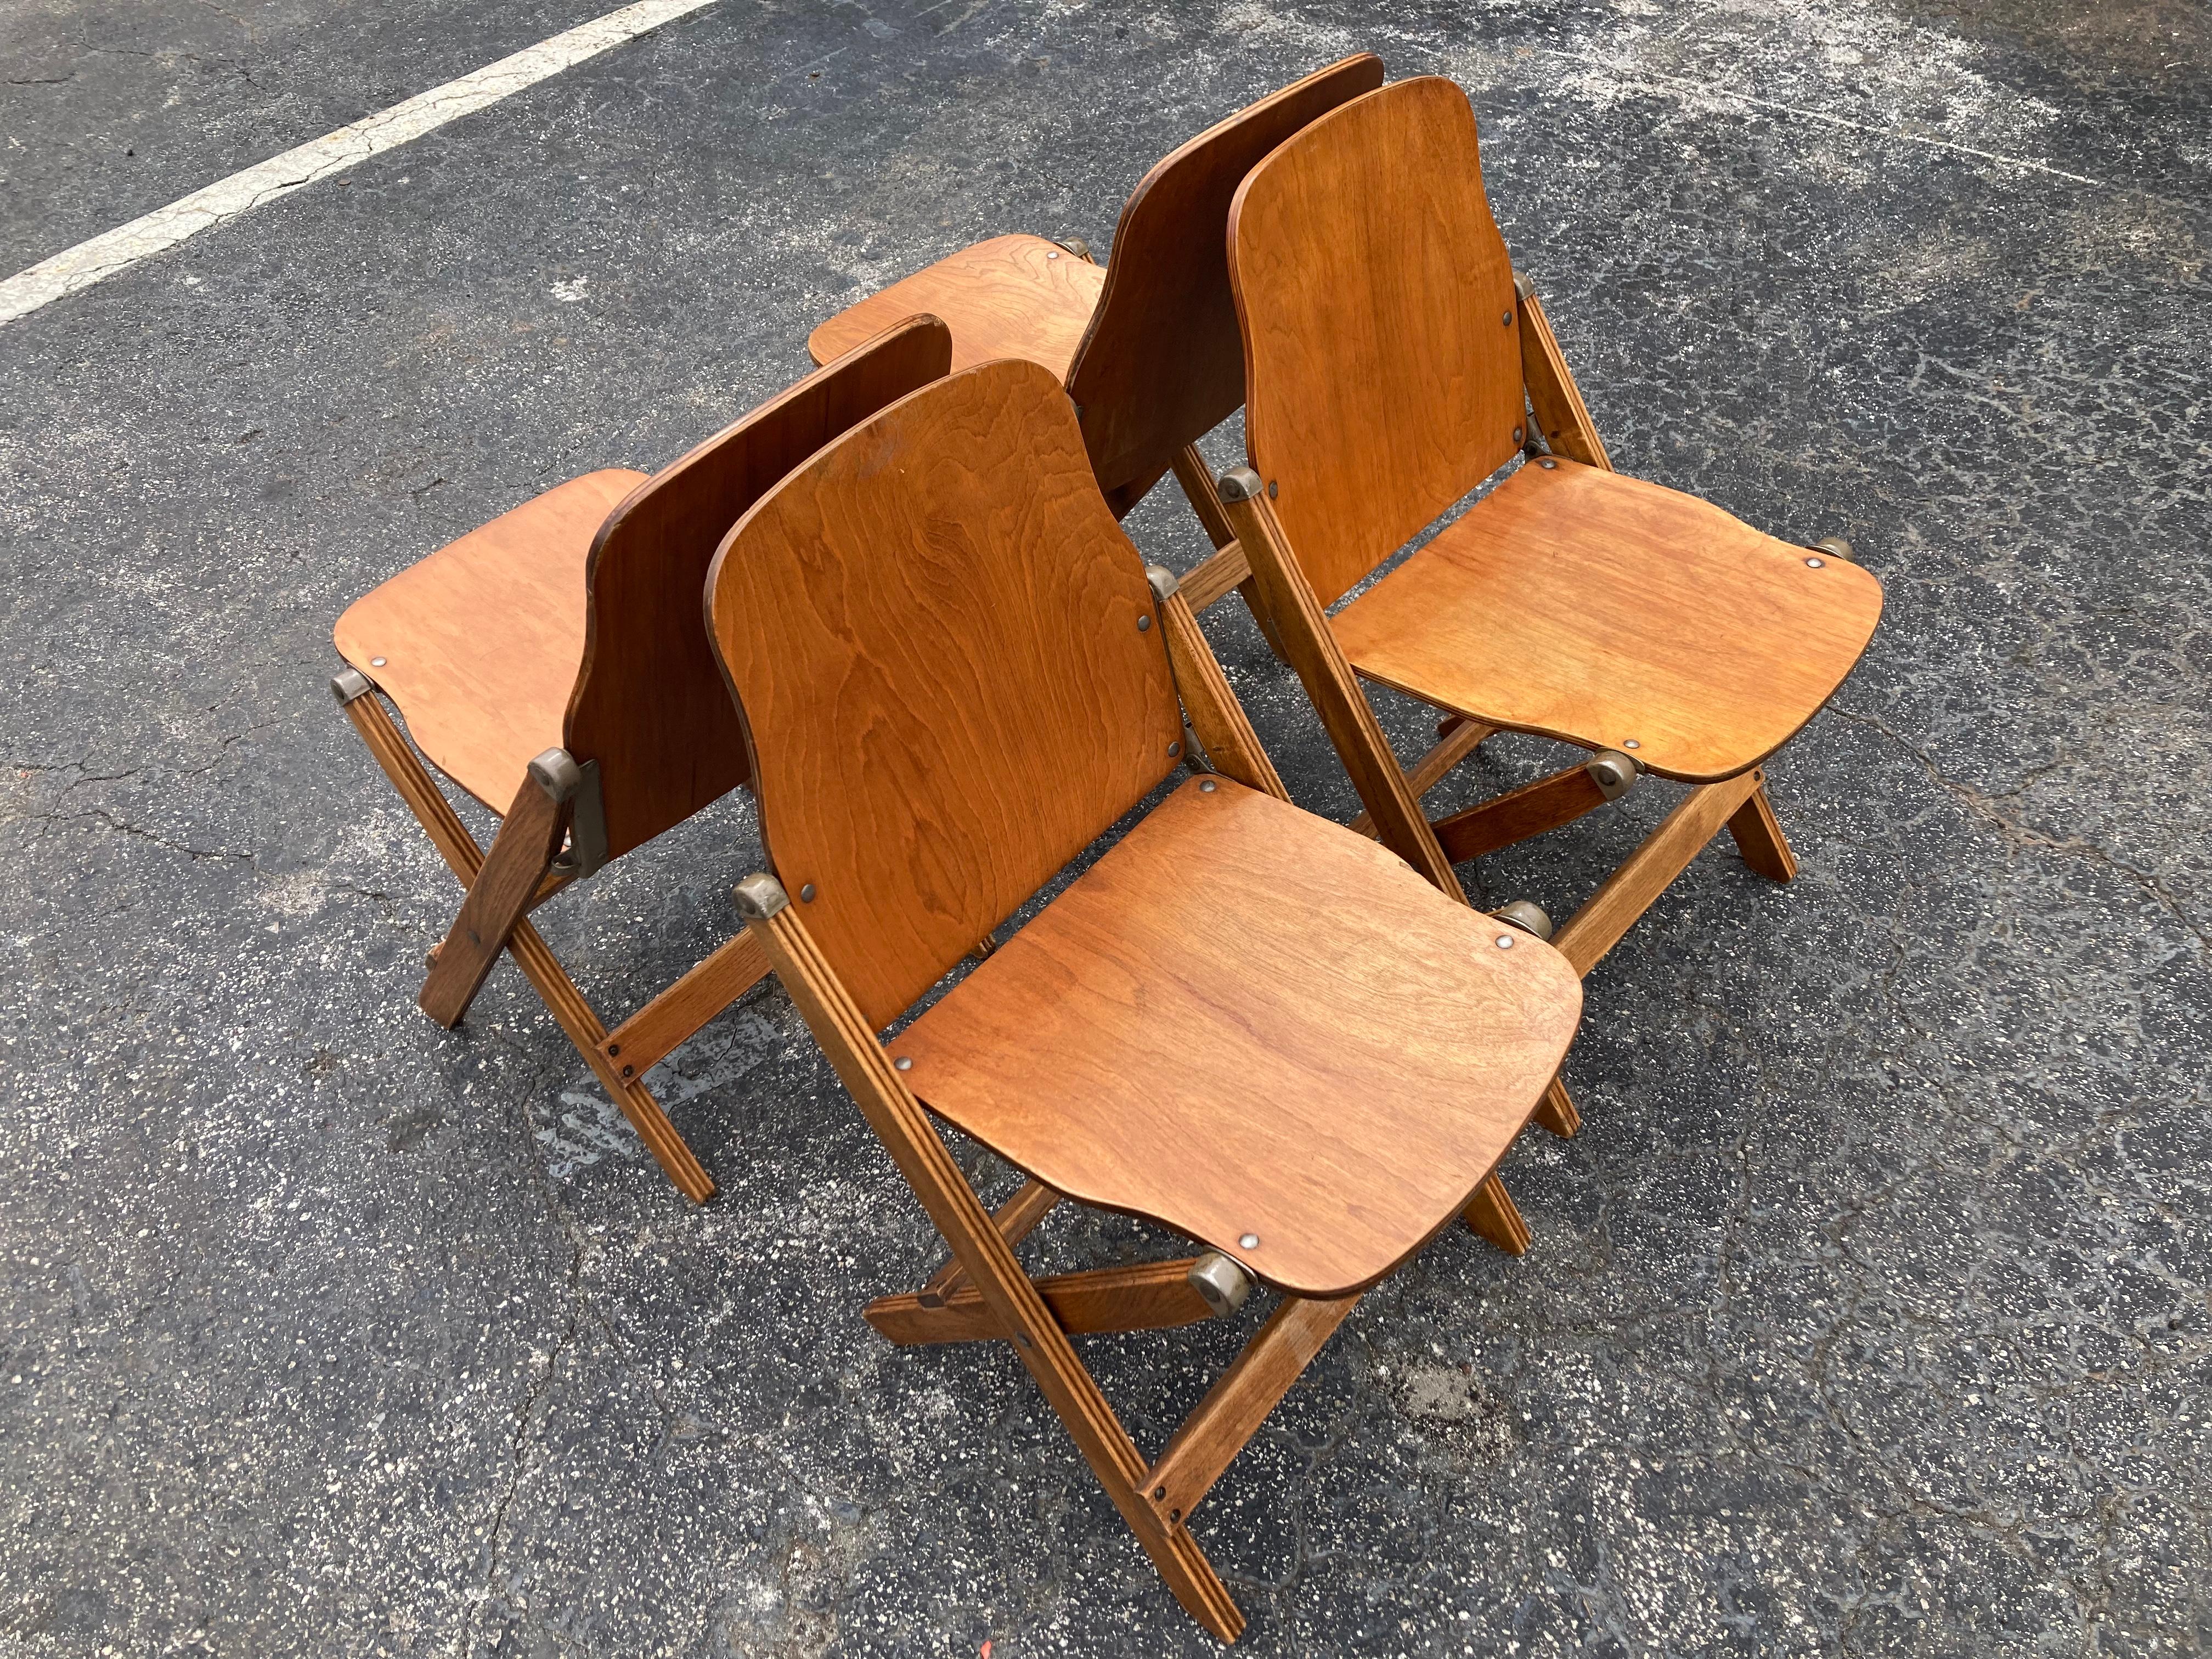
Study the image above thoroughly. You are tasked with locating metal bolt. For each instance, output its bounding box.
[1137,613,1152,632]
[1538,457,1558,470]
[1015,1333,1032,1348]
[1623,738,1641,750]
[1496,934,1515,949]
[606,1042,621,1057]
[1167,741,1181,758]
[1503,310,1514,326]
[1266,479,1278,499]
[1804,556,1826,568]
[894,1057,912,1071]
[1154,1485,1167,1500]
[370,657,387,667]
[620,1064,635,1079]
[1198,779,1217,793]
[1512,426,1524,445]
[1170,1508,1182,1522]
[1046,250,1060,259]
[800,883,817,902]
[1238,1232,1260,1250]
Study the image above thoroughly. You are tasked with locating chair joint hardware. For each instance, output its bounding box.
[1144,563,1181,602]
[1489,899,1554,941]
[1584,749,1638,800]
[545,759,608,878]
[329,667,375,705]
[732,873,791,922]
[1511,268,1534,301]
[1215,465,1266,504]
[1187,1251,1254,1317]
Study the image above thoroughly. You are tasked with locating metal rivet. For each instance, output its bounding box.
[1512,427,1524,444]
[1503,309,1514,326]
[1170,1508,1181,1522]
[1199,780,1217,793]
[1046,250,1060,258]
[1537,458,1558,470]
[894,1056,912,1071]
[1015,1332,1032,1347]
[620,1064,635,1078]
[1154,1486,1167,1500]
[1167,741,1181,758]
[800,883,817,901]
[1623,738,1641,749]
[1496,934,1515,949]
[1136,613,1151,632]
[1804,556,1826,568]
[606,1043,620,1057]
[370,656,387,667]
[1266,479,1278,499]
[1239,1233,1260,1250]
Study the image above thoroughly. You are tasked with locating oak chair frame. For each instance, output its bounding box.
[708,359,1580,1641]
[1210,77,1876,1136]
[330,319,955,1202]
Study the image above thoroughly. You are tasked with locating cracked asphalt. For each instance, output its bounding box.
[2,0,2207,1653]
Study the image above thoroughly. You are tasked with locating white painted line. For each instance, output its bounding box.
[0,0,723,328]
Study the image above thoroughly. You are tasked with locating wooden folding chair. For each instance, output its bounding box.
[328,317,953,1203]
[704,357,1583,1641]
[806,53,1385,625]
[1208,75,1884,1127]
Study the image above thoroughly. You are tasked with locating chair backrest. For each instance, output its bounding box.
[1228,77,1523,607]
[565,317,953,861]
[1067,52,1384,500]
[707,359,1184,1031]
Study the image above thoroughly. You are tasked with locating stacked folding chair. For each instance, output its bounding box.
[330,56,1881,1644]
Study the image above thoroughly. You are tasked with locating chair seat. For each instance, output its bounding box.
[807,234,1107,377]
[1330,457,1885,781]
[890,777,1582,1299]
[332,469,645,810]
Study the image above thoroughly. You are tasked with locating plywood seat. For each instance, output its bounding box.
[334,469,644,810]
[893,777,1580,1300]
[808,233,1107,380]
[1330,456,1886,782]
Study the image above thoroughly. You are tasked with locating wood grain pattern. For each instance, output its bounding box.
[1229,77,1526,607]
[806,234,1105,379]
[340,690,714,1201]
[746,897,1244,1640]
[570,315,952,860]
[708,359,1184,1031]
[1518,284,1613,470]
[1144,1291,1358,1526]
[417,765,566,1026]
[893,777,1582,1299]
[335,469,642,809]
[1331,456,1886,782]
[1067,54,1384,496]
[866,1260,1214,1345]
[1551,770,1765,976]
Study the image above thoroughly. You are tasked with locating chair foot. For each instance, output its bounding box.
[1462,1173,1530,1255]
[1726,774,1798,884]
[1532,1075,1580,1138]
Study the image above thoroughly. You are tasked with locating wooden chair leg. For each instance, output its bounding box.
[337,682,716,1203]
[595,929,772,1086]
[919,1178,1059,1307]
[1532,1075,1581,1139]
[868,1259,1215,1345]
[742,882,1244,1640]
[1461,1173,1530,1255]
[419,763,568,1028]
[1347,715,1496,839]
[1726,781,1798,884]
[1550,769,1767,978]
[1170,442,1289,659]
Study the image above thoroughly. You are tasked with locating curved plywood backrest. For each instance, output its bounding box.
[707,359,1184,1031]
[565,317,953,860]
[1229,77,1523,608]
[1066,53,1385,498]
